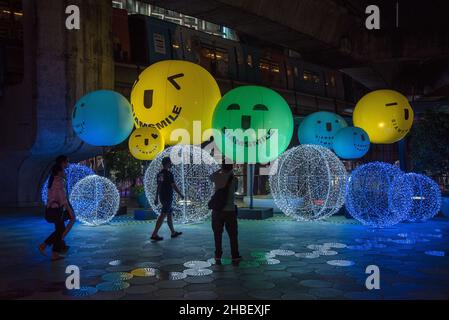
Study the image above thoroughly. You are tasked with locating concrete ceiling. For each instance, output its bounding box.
[142,0,449,96]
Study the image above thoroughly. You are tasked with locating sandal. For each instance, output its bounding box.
[171,232,183,238]
[151,235,164,242]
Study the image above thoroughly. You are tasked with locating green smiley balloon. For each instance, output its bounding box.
[212,86,294,164]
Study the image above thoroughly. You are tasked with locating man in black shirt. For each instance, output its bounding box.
[151,157,184,241]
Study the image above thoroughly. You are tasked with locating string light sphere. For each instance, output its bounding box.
[41,164,94,204]
[400,173,441,222]
[144,145,219,224]
[69,175,120,226]
[269,145,348,221]
[345,162,412,227]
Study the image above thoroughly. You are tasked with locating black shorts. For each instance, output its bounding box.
[160,200,173,214]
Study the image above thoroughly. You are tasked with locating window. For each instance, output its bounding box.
[303,70,320,83]
[259,58,280,74]
[247,54,253,68]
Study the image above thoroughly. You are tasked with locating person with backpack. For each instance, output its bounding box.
[151,157,184,242]
[38,164,75,261]
[209,163,241,265]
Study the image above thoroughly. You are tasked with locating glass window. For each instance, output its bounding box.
[247,54,253,68]
[303,70,320,83]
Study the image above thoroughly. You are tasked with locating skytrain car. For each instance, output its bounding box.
[180,28,239,80]
[112,8,131,62]
[128,14,179,65]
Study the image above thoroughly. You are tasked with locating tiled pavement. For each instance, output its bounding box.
[1,213,448,300]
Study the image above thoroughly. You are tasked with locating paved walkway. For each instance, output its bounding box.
[1,213,448,300]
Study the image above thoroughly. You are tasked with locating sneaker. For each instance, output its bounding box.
[232,256,242,266]
[151,235,164,242]
[38,244,47,257]
[60,246,70,255]
[171,232,183,238]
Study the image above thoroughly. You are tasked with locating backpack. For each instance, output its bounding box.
[208,173,234,211]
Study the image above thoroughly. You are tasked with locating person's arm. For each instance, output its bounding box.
[172,183,184,199]
[154,181,160,205]
[55,178,74,239]
[62,205,75,240]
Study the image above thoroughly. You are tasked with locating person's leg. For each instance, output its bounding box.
[53,221,65,253]
[152,212,167,237]
[224,211,240,260]
[167,213,176,234]
[212,211,225,260]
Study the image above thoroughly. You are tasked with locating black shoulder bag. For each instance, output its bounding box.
[45,201,68,223]
[208,173,234,211]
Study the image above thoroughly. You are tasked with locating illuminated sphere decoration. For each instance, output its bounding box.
[69,175,120,226]
[128,127,165,160]
[269,145,348,221]
[72,90,134,146]
[144,145,219,223]
[400,173,441,222]
[345,162,412,227]
[333,126,370,159]
[353,89,414,144]
[130,60,221,145]
[298,111,348,150]
[41,164,95,204]
[212,85,294,164]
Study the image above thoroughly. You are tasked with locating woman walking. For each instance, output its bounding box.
[38,164,75,261]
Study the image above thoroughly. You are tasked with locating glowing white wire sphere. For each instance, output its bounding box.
[144,145,219,223]
[401,173,441,222]
[69,175,120,226]
[41,164,94,204]
[345,162,412,227]
[269,145,348,221]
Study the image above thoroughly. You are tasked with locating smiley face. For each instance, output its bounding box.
[333,126,370,159]
[298,111,348,149]
[212,86,294,164]
[130,60,221,145]
[353,89,414,144]
[72,90,134,146]
[128,127,165,160]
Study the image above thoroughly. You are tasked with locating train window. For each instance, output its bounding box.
[201,46,229,62]
[260,58,280,73]
[294,67,299,78]
[303,70,320,83]
[247,54,253,68]
[326,74,336,87]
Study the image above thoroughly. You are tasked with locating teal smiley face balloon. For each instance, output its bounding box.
[333,126,370,159]
[212,86,294,164]
[298,111,348,149]
[72,90,134,146]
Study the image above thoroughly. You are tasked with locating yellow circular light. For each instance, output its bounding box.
[128,127,164,160]
[353,90,414,144]
[130,60,221,145]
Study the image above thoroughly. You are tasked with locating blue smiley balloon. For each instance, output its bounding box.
[298,111,348,149]
[333,126,370,159]
[72,90,134,146]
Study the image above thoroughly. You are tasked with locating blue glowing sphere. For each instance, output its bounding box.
[69,175,120,226]
[298,111,348,149]
[41,164,94,204]
[400,173,441,222]
[72,90,134,146]
[333,127,370,159]
[345,162,412,227]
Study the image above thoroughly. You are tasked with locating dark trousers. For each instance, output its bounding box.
[45,221,66,253]
[212,210,240,259]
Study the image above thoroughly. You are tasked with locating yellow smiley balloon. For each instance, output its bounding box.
[353,89,414,144]
[130,60,221,145]
[128,127,165,160]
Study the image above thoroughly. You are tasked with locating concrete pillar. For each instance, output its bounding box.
[0,0,114,208]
